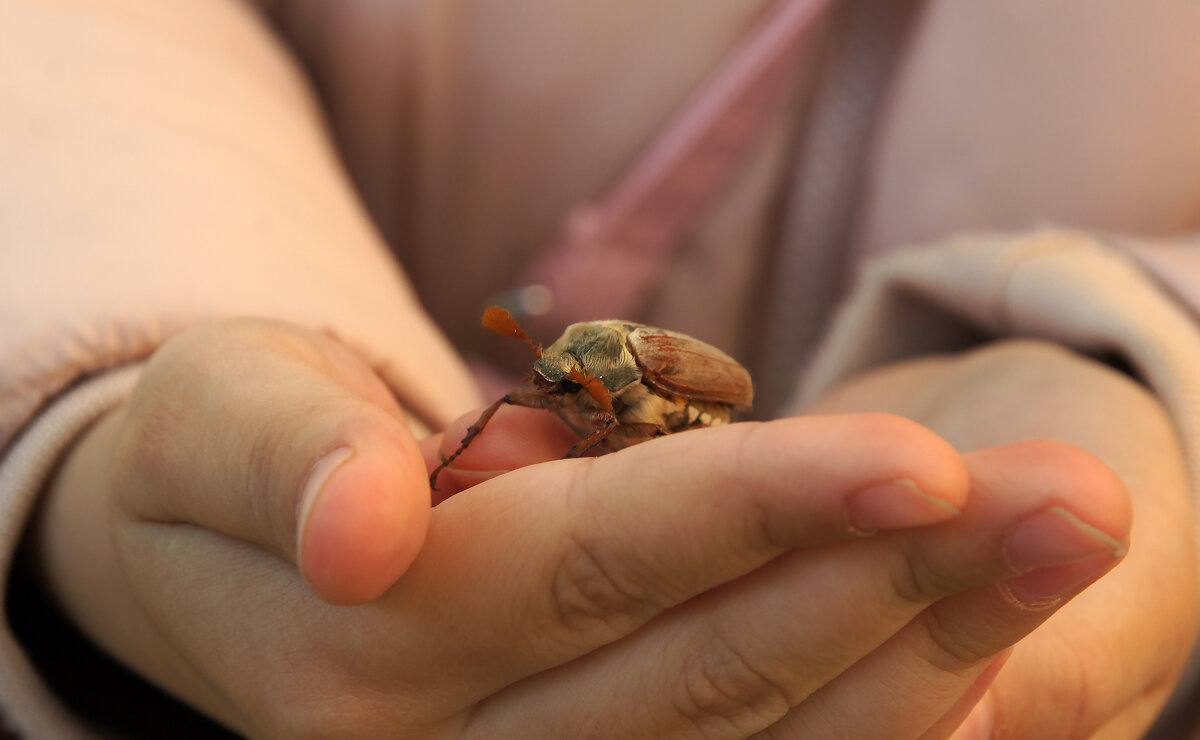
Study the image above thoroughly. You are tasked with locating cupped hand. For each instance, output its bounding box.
[433,406,1132,738]
[33,319,1131,739]
[802,340,1198,739]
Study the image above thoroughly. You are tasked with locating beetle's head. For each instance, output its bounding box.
[479,309,635,412]
[531,350,577,388]
[534,323,639,394]
[533,353,613,411]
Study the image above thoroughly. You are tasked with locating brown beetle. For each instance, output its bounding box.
[430,306,753,490]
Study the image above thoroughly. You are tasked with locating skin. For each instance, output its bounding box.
[31,319,1191,739]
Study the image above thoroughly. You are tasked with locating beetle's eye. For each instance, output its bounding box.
[560,379,583,393]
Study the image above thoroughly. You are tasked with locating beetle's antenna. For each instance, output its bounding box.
[481,305,542,357]
[569,366,613,411]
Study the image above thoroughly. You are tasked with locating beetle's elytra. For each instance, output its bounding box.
[429,306,753,490]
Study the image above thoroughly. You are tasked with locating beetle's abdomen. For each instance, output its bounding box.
[678,399,732,429]
[613,382,731,434]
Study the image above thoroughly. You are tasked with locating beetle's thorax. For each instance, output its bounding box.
[533,321,642,393]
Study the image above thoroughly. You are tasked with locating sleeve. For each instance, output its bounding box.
[1,369,142,740]
[796,229,1200,485]
[0,1,480,736]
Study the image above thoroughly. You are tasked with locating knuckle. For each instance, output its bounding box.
[243,409,294,536]
[887,549,961,606]
[548,531,661,636]
[957,338,1127,391]
[545,464,672,638]
[110,319,314,524]
[914,604,997,670]
[109,380,188,507]
[153,317,317,379]
[962,337,1071,365]
[673,631,792,737]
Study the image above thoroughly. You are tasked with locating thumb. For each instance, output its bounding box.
[291,405,429,605]
[113,320,430,605]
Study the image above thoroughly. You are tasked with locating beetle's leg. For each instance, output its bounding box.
[429,387,561,491]
[565,416,618,458]
[429,398,506,491]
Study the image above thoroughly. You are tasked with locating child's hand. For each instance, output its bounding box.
[32,320,1130,738]
[429,405,1132,738]
[807,340,1197,738]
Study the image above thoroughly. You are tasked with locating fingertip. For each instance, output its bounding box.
[969,440,1133,546]
[431,405,578,496]
[827,413,972,512]
[1044,440,1134,542]
[298,433,430,605]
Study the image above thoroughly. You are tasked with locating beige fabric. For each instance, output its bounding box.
[0,0,481,452]
[0,367,143,740]
[857,0,1200,257]
[3,0,1200,736]
[800,231,1200,486]
[259,0,791,360]
[255,0,1200,353]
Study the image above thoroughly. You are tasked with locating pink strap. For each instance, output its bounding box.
[513,0,835,332]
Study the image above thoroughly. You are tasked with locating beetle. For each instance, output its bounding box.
[429,306,753,490]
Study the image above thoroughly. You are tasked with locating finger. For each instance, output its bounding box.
[385,414,968,705]
[112,319,429,605]
[420,404,581,501]
[463,441,1129,739]
[920,650,1009,740]
[757,441,1132,739]
[961,437,1197,739]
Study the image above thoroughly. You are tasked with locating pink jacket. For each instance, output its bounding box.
[4,0,1200,736]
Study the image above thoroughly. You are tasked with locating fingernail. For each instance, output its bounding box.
[296,446,355,552]
[1001,507,1127,608]
[1004,507,1127,572]
[1001,556,1117,608]
[845,478,961,533]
